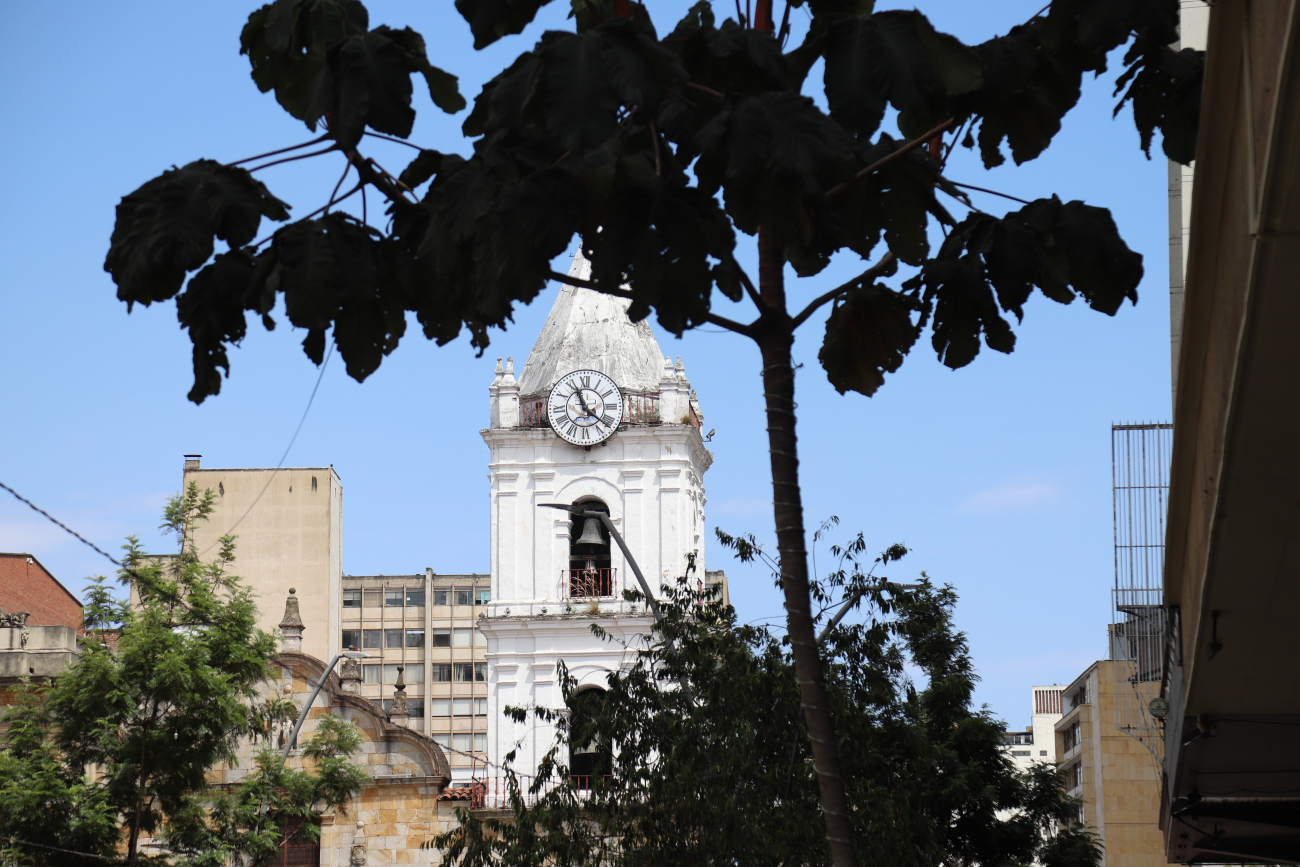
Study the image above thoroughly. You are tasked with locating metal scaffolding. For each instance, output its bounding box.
[1109,422,1173,765]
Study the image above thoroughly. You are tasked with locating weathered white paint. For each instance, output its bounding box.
[479,251,713,781]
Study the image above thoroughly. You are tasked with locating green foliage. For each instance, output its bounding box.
[432,536,1100,867]
[105,0,1194,404]
[0,484,365,865]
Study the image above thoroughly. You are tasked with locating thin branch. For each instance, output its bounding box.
[251,184,364,248]
[362,184,367,225]
[941,117,971,168]
[947,181,1032,206]
[548,269,757,338]
[649,121,662,176]
[736,261,764,310]
[790,252,897,329]
[685,81,726,100]
[363,131,424,151]
[661,85,699,109]
[229,134,332,167]
[549,149,574,170]
[824,118,956,201]
[325,161,351,215]
[247,144,339,172]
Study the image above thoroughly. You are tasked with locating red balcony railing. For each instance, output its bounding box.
[564,568,617,599]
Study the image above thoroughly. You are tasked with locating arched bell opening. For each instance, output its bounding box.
[567,685,612,789]
[568,500,613,598]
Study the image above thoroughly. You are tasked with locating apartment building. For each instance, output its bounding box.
[1055,660,1166,866]
[341,571,490,773]
[1000,685,1063,773]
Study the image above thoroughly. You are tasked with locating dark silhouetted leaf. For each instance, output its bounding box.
[398,149,446,189]
[819,282,922,396]
[176,249,260,404]
[105,160,289,310]
[455,0,554,49]
[241,0,369,121]
[1114,43,1203,164]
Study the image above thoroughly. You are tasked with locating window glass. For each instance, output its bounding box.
[363,589,382,607]
[384,629,404,649]
[474,662,486,682]
[432,629,451,648]
[403,664,424,683]
[454,589,473,606]
[474,629,487,647]
[473,733,487,751]
[431,663,452,682]
[475,588,491,605]
[385,589,404,607]
[475,698,488,716]
[362,665,381,683]
[431,698,451,717]
[453,733,472,751]
[381,699,393,712]
[342,590,362,608]
[432,734,450,748]
[363,629,381,649]
[454,663,475,682]
[383,664,407,683]
[406,629,425,648]
[432,590,449,606]
[453,698,473,716]
[407,698,425,717]
[341,630,361,649]
[405,588,425,607]
[453,628,473,648]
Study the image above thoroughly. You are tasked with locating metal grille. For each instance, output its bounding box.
[519,393,661,428]
[564,568,617,599]
[1109,422,1172,765]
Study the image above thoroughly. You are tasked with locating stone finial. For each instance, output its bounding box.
[339,656,362,695]
[494,357,504,376]
[389,665,410,725]
[675,356,685,377]
[504,356,516,382]
[279,589,305,653]
[350,820,367,866]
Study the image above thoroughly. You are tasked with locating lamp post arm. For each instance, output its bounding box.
[280,652,342,766]
[586,510,661,622]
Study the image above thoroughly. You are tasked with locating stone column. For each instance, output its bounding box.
[339,657,361,695]
[279,589,305,653]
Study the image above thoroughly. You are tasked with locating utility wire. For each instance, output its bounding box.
[198,342,335,555]
[0,481,124,567]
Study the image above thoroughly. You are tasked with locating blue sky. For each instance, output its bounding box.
[0,1,1172,728]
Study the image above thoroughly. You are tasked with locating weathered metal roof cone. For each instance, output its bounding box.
[517,247,667,395]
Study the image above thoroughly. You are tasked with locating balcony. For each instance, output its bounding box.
[520,393,661,428]
[563,568,617,599]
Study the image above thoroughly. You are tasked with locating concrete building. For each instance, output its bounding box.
[1001,685,1063,773]
[1055,660,1167,866]
[180,460,344,667]
[1160,0,1300,858]
[340,571,491,774]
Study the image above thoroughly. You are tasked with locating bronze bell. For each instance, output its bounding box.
[575,517,605,547]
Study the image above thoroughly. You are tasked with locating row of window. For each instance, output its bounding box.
[341,628,486,650]
[360,663,487,683]
[342,588,492,608]
[433,733,488,754]
[381,697,489,717]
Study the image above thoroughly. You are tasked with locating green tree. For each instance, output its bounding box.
[103,2,1202,860]
[433,531,1099,867]
[0,484,366,866]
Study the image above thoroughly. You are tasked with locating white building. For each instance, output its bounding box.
[477,251,716,788]
[1001,685,1064,773]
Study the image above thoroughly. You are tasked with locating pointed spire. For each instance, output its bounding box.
[517,244,667,395]
[279,588,304,653]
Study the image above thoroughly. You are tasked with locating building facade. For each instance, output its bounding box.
[1000,685,1063,773]
[477,250,716,791]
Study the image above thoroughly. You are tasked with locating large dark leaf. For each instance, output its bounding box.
[105,160,289,309]
[455,0,554,50]
[241,0,369,121]
[819,282,922,396]
[175,249,262,403]
[917,196,1142,368]
[1113,43,1203,164]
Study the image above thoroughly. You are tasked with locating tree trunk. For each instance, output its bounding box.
[756,229,857,867]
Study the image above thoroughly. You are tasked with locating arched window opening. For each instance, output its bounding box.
[567,686,612,790]
[568,500,613,598]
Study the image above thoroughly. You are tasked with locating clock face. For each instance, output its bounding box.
[547,369,623,445]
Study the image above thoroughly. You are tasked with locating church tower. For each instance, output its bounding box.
[478,250,713,784]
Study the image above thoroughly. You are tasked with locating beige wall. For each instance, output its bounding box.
[1056,661,1169,867]
[183,461,342,663]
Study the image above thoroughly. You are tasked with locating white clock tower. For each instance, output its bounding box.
[477,250,713,789]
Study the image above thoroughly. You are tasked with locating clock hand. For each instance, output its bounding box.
[575,389,594,418]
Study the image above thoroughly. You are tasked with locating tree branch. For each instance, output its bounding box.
[825,118,956,201]
[790,252,897,329]
[684,81,725,100]
[947,180,1031,206]
[548,270,756,337]
[735,261,765,311]
[229,134,332,167]
[247,144,339,173]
